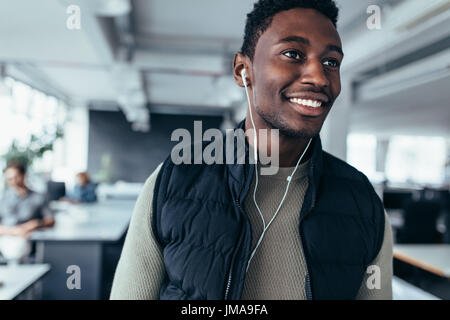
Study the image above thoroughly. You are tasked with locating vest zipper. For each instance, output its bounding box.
[224,269,233,300]
[298,219,313,300]
[300,165,315,301]
[305,272,313,300]
[225,162,255,300]
[224,199,241,300]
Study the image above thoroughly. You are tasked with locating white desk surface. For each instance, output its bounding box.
[30,200,136,242]
[394,244,450,278]
[0,266,440,300]
[0,264,50,300]
[392,276,440,300]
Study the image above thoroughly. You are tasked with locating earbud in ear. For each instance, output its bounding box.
[241,69,247,87]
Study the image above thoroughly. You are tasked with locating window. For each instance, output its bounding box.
[347,133,447,185]
[385,136,446,185]
[0,77,67,182]
[347,134,377,180]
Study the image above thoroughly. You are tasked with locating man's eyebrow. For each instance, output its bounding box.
[277,35,310,45]
[325,44,344,57]
[277,35,344,57]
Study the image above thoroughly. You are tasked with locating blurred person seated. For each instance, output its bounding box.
[0,161,55,238]
[62,172,97,204]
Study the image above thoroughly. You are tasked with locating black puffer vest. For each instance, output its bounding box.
[152,121,385,300]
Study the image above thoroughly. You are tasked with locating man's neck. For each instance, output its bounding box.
[244,117,312,167]
[278,135,312,167]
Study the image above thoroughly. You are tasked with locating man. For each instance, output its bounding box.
[0,162,54,238]
[111,0,392,300]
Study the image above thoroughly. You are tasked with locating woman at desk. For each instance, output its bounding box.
[0,162,54,238]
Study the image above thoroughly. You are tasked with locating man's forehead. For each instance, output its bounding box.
[261,8,341,47]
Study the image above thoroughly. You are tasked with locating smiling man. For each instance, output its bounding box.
[111,0,393,300]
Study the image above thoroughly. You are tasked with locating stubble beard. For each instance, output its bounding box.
[254,103,321,140]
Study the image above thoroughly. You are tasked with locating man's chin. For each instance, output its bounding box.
[265,116,319,139]
[278,126,319,139]
[256,107,322,139]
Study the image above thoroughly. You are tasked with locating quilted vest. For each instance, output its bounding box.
[151,121,385,300]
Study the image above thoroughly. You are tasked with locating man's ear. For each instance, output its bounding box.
[233,52,251,88]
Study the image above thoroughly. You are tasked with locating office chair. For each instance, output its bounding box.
[396,195,442,244]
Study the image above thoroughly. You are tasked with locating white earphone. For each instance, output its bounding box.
[241,69,258,162]
[241,67,312,272]
[241,68,247,84]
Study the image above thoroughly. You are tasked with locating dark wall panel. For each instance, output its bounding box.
[88,111,223,183]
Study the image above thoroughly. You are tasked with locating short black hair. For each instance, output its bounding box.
[241,0,339,60]
[4,161,27,175]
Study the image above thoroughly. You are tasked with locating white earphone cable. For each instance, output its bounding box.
[242,69,312,272]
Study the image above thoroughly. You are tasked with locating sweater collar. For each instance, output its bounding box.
[228,119,324,208]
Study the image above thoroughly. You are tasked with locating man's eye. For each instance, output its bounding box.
[283,50,303,60]
[323,59,340,68]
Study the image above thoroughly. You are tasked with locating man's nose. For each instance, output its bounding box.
[300,60,330,89]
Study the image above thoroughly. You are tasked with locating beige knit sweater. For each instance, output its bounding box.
[110,161,393,300]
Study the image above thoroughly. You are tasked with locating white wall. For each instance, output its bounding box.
[51,104,89,187]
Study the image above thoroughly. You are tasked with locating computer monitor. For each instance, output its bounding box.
[382,190,413,210]
[46,181,66,201]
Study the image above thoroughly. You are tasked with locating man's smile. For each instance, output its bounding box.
[283,92,331,118]
[290,98,322,108]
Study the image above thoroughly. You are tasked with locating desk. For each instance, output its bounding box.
[30,200,135,300]
[0,264,50,300]
[392,276,440,300]
[394,244,450,278]
[32,200,134,242]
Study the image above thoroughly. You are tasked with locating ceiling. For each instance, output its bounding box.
[0,0,448,136]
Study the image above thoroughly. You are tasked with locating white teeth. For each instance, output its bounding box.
[289,98,322,108]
